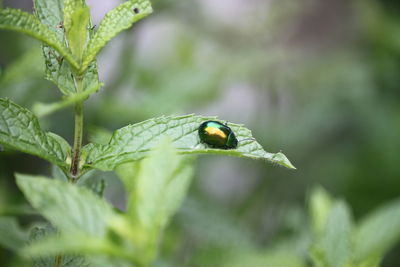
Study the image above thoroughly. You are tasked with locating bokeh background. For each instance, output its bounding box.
[1,0,400,266]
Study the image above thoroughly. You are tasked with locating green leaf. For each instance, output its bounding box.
[309,186,333,236]
[28,224,90,267]
[26,232,112,263]
[0,216,29,251]
[116,139,194,265]
[34,0,76,95]
[84,115,296,171]
[81,0,153,72]
[16,174,115,237]
[25,231,138,266]
[34,0,100,95]
[42,44,77,95]
[125,139,192,228]
[318,201,353,267]
[32,82,103,117]
[33,0,64,41]
[354,198,400,263]
[0,98,70,167]
[77,170,107,197]
[63,1,90,62]
[20,184,135,264]
[0,8,79,70]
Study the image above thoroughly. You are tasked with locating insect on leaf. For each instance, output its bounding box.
[83,115,296,171]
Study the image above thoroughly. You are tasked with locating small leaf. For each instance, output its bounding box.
[64,1,90,62]
[84,115,295,171]
[34,0,76,95]
[0,8,79,70]
[81,0,153,72]
[42,44,77,95]
[0,98,70,167]
[34,0,100,95]
[32,82,103,117]
[0,216,29,251]
[16,174,115,237]
[354,198,400,263]
[309,186,333,236]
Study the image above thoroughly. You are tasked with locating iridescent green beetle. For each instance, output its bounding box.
[198,120,238,149]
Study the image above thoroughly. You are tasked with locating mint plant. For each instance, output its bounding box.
[0,0,295,266]
[308,187,400,267]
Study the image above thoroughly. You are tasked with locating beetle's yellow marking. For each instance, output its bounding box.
[205,127,226,139]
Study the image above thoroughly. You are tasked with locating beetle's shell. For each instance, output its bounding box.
[198,120,238,149]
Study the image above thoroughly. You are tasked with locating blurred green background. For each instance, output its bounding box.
[1,0,400,266]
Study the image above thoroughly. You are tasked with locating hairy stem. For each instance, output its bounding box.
[69,76,84,181]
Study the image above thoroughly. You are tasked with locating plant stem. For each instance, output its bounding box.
[70,76,84,181]
[55,254,63,267]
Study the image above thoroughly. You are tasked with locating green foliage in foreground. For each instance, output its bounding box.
[309,187,400,267]
[0,0,295,266]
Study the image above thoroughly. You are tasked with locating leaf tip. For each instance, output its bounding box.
[273,152,296,169]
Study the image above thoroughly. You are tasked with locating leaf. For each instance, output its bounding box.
[16,174,115,237]
[28,224,90,267]
[317,201,353,267]
[34,0,100,95]
[63,0,90,62]
[0,216,29,251]
[33,0,64,41]
[354,198,400,263]
[18,176,136,264]
[84,115,296,171]
[34,0,76,95]
[42,44,77,95]
[32,82,103,117]
[309,186,333,236]
[0,8,79,70]
[116,139,194,265]
[126,139,192,228]
[77,170,107,197]
[26,232,112,264]
[0,98,70,167]
[81,0,153,72]
[25,229,139,266]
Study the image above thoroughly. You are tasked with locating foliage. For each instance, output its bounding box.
[1,0,400,266]
[0,0,295,266]
[309,187,400,267]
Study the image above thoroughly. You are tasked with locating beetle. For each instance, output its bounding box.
[198,120,238,149]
